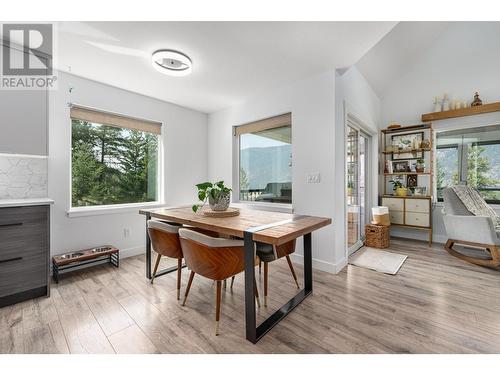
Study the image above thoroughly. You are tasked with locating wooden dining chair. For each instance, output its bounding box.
[256,240,298,306]
[147,220,184,299]
[178,228,260,335]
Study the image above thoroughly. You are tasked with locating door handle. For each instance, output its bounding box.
[0,222,23,227]
[0,256,23,264]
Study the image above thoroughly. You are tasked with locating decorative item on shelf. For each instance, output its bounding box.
[386,160,394,174]
[415,158,425,173]
[407,174,418,188]
[433,96,442,112]
[192,181,232,212]
[462,100,468,109]
[387,121,402,130]
[384,160,389,174]
[413,186,427,196]
[420,139,431,149]
[391,132,424,160]
[392,160,411,173]
[442,93,450,111]
[389,179,407,197]
[471,91,483,106]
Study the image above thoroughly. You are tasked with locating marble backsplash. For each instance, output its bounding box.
[0,154,48,199]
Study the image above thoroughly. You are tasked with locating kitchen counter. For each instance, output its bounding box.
[0,198,54,208]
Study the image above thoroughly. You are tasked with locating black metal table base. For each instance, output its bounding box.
[244,228,312,344]
[144,211,313,343]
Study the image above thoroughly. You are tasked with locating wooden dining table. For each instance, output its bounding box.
[139,206,331,343]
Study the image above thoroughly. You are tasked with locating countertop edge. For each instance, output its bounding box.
[0,198,55,208]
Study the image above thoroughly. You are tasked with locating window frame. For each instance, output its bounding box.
[68,115,164,214]
[436,133,500,204]
[233,114,293,211]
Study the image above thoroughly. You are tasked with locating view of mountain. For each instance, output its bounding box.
[437,145,500,187]
[240,145,292,190]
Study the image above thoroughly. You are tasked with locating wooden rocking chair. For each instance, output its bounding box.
[442,187,500,268]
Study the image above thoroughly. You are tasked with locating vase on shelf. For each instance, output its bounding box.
[442,94,450,111]
[434,96,442,112]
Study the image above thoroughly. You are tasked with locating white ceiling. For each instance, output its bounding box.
[355,21,452,97]
[56,22,396,113]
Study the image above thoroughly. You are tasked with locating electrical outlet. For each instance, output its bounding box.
[307,173,321,183]
[123,228,130,238]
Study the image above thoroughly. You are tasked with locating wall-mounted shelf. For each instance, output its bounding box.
[382,148,431,155]
[384,172,431,176]
[421,101,500,122]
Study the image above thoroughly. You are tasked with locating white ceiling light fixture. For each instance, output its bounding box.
[151,49,192,77]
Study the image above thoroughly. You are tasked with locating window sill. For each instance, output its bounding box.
[67,201,165,218]
[232,201,293,214]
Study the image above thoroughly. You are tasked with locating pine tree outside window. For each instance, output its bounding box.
[70,106,161,208]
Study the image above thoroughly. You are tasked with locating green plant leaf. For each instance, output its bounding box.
[192,204,199,212]
[196,182,213,190]
[198,190,206,201]
[210,188,217,199]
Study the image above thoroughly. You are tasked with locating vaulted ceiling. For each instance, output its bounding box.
[56,21,396,113]
[355,21,452,97]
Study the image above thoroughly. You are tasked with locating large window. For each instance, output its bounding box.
[436,125,500,203]
[236,113,292,204]
[70,107,160,208]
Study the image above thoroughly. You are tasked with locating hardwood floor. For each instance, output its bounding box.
[2,238,500,354]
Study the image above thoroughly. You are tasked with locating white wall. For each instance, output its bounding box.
[335,66,381,261]
[379,22,500,242]
[49,72,208,256]
[208,71,339,272]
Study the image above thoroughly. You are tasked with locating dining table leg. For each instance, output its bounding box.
[244,231,257,343]
[244,230,313,344]
[145,212,152,279]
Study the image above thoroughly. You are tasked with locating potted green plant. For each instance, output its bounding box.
[415,158,425,173]
[192,181,232,212]
[389,180,407,197]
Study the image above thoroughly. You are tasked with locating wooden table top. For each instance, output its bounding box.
[139,206,331,245]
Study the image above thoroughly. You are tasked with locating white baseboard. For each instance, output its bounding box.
[290,253,347,274]
[120,245,145,258]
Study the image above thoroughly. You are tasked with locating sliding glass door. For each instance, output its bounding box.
[346,123,370,255]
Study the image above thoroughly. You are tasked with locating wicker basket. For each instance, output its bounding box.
[365,224,390,248]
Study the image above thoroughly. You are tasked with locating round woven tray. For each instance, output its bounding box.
[202,207,240,217]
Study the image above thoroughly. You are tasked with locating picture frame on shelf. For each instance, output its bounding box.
[407,174,418,188]
[392,160,411,173]
[391,132,424,160]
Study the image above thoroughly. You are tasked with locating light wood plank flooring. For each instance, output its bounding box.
[2,238,500,354]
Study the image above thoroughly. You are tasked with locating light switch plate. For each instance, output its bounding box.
[307,173,321,183]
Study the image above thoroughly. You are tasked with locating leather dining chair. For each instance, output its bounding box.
[256,240,299,306]
[178,228,261,335]
[147,220,184,299]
